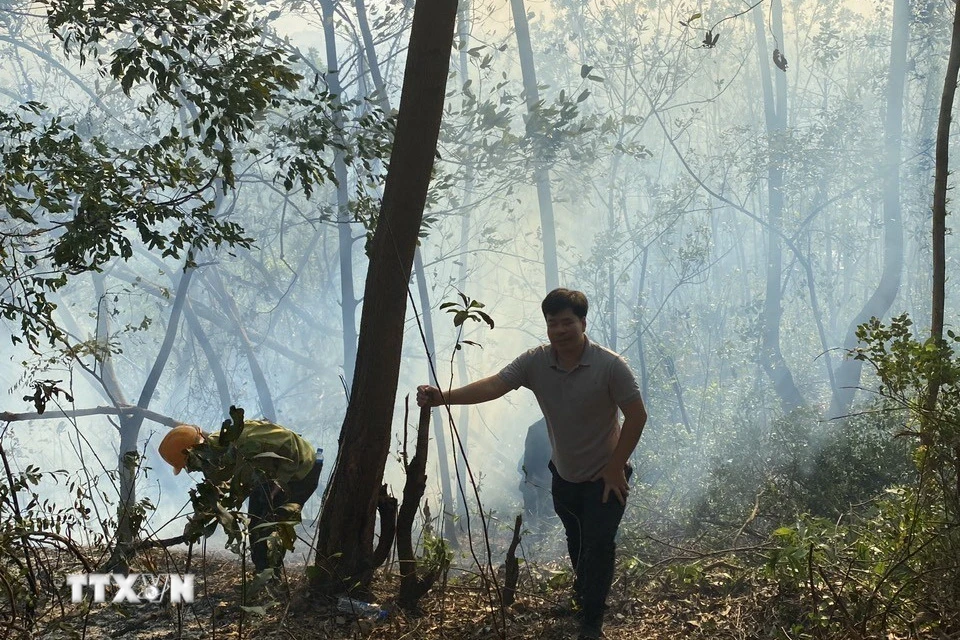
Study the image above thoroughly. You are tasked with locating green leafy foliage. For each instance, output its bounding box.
[854,314,960,518]
[419,528,452,579]
[765,488,955,638]
[752,314,960,636]
[21,379,74,414]
[1,0,393,352]
[439,291,495,353]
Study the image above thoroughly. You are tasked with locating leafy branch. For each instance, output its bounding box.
[439,291,494,352]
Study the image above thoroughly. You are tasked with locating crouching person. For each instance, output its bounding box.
[159,416,322,575]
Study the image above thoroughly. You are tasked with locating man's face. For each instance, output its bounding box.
[545,308,586,348]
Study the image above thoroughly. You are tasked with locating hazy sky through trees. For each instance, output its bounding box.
[0,0,956,557]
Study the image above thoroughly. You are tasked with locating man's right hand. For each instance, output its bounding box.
[416,385,440,407]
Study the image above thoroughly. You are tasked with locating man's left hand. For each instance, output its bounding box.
[592,463,629,505]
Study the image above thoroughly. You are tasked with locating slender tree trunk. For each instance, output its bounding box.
[453,0,475,525]
[664,354,691,433]
[509,0,560,292]
[312,0,458,594]
[356,0,389,110]
[607,150,622,352]
[320,0,359,388]
[97,262,193,567]
[112,264,324,373]
[925,0,960,412]
[207,269,276,421]
[921,0,960,541]
[414,249,458,545]
[239,227,330,333]
[753,1,804,413]
[184,302,232,416]
[396,407,444,610]
[634,248,649,409]
[828,0,908,419]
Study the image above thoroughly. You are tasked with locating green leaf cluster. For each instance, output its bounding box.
[854,314,960,517]
[439,291,495,352]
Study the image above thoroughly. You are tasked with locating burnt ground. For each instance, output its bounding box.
[18,543,793,640]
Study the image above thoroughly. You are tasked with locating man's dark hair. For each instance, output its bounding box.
[541,288,588,319]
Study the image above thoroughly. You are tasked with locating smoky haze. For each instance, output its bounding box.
[0,0,952,568]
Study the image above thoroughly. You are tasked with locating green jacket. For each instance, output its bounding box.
[207,420,316,483]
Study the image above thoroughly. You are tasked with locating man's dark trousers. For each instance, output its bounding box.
[550,460,631,623]
[249,459,323,573]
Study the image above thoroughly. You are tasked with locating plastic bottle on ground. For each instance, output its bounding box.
[336,595,389,621]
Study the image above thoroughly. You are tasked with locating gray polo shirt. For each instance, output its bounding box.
[497,336,643,483]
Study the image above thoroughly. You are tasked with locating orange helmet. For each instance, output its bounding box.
[159,425,204,475]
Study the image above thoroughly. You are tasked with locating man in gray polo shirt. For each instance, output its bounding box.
[417,288,647,640]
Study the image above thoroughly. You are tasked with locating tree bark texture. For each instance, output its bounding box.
[356,0,459,546]
[371,484,398,570]
[312,0,458,594]
[501,514,522,607]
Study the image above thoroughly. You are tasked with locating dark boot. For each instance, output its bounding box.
[577,612,603,640]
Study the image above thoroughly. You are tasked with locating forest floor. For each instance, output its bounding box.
[23,544,799,640]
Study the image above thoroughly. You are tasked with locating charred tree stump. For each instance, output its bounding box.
[397,406,443,612]
[501,515,523,607]
[372,484,398,569]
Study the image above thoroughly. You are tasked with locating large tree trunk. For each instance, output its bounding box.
[354,0,459,547]
[921,0,960,546]
[312,0,458,594]
[752,1,805,413]
[828,0,908,420]
[509,0,560,292]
